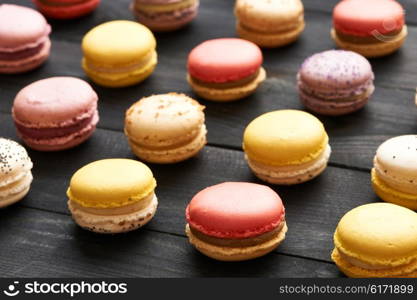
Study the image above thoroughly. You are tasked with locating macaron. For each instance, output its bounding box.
[234,0,305,48]
[34,0,100,19]
[67,159,157,234]
[82,20,157,88]
[0,138,33,208]
[131,0,199,32]
[332,203,417,278]
[12,77,99,151]
[243,110,331,185]
[187,38,266,102]
[331,0,407,58]
[185,182,287,261]
[124,93,207,163]
[0,4,51,74]
[371,135,417,210]
[297,50,375,116]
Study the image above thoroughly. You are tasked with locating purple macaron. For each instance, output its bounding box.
[297,50,374,116]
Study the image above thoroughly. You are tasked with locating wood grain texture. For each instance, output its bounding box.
[0,0,415,278]
[0,206,340,278]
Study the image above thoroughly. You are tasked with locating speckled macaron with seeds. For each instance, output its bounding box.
[124,93,207,163]
[297,49,375,116]
[0,138,33,208]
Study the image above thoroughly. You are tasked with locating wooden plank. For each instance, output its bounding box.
[0,206,340,277]
[0,114,376,263]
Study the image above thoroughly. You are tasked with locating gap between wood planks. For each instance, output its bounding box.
[15,203,336,265]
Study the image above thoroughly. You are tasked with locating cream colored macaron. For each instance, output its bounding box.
[332,203,417,277]
[124,93,207,163]
[371,135,417,210]
[234,0,305,48]
[0,138,33,208]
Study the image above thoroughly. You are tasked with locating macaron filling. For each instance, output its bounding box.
[188,216,286,247]
[189,69,262,89]
[37,0,96,7]
[69,192,156,216]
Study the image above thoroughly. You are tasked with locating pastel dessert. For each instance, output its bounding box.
[371,135,417,210]
[0,4,51,74]
[234,0,305,48]
[0,138,33,208]
[82,20,157,88]
[187,38,266,101]
[67,159,157,234]
[297,50,375,116]
[131,0,199,32]
[186,182,287,261]
[34,0,100,19]
[331,0,407,58]
[12,77,99,151]
[243,110,331,185]
[125,93,207,163]
[332,203,417,278]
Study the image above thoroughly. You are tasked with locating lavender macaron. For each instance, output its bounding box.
[297,50,374,116]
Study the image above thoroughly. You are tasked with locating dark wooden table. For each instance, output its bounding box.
[0,0,416,278]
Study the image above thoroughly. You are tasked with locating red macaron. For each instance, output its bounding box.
[33,0,100,19]
[185,182,287,261]
[187,38,266,101]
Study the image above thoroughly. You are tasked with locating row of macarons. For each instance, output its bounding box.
[8,74,417,208]
[8,0,199,29]
[1,137,417,277]
[0,0,409,96]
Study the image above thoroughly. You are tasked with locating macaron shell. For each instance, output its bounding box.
[0,4,50,51]
[334,203,417,266]
[236,21,305,48]
[67,159,156,208]
[82,21,156,67]
[0,38,51,74]
[13,77,98,127]
[188,38,263,83]
[234,0,304,32]
[186,182,285,239]
[68,194,158,233]
[34,0,100,19]
[331,26,407,58]
[298,50,373,92]
[372,169,417,210]
[333,0,405,37]
[127,125,207,163]
[243,110,328,166]
[187,67,266,101]
[132,0,199,32]
[332,248,417,278]
[186,222,287,261]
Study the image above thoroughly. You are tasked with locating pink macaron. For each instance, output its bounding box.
[187,38,266,101]
[185,182,287,261]
[0,4,51,74]
[297,50,375,116]
[12,77,99,151]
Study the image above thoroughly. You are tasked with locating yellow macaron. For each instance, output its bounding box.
[243,110,331,184]
[234,0,305,48]
[67,158,157,233]
[371,135,417,210]
[332,203,417,278]
[124,93,207,163]
[81,20,157,88]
